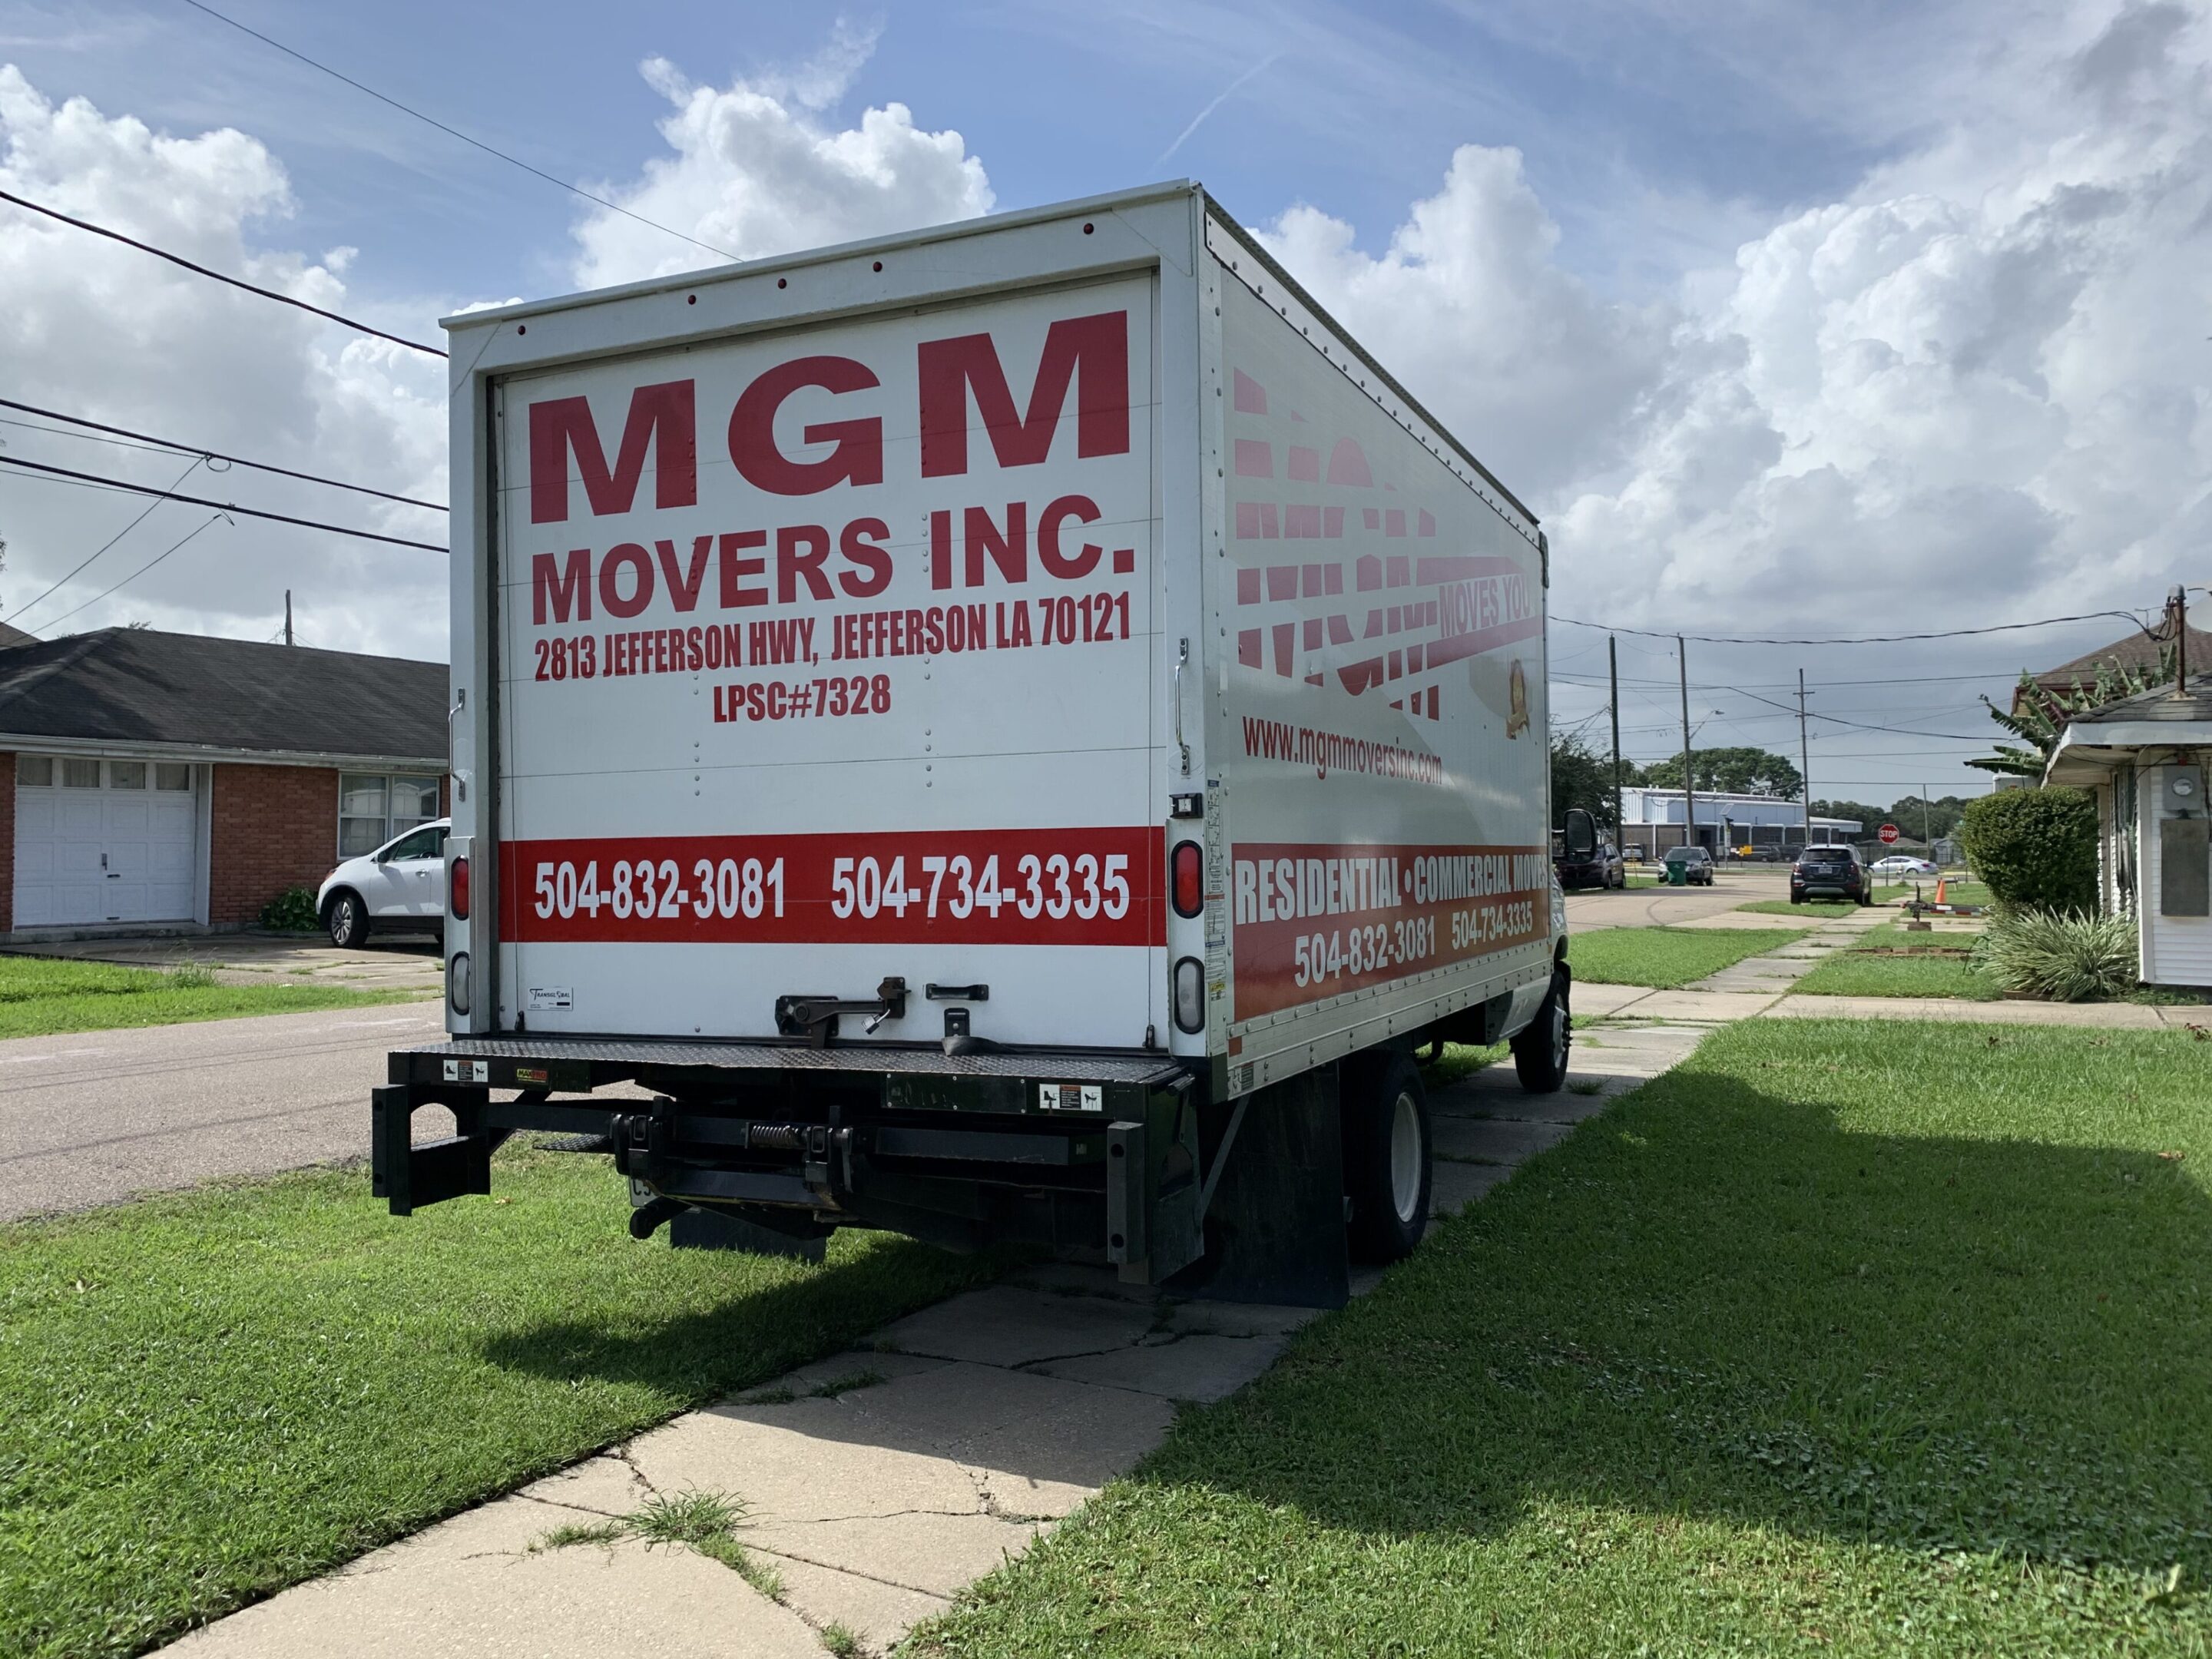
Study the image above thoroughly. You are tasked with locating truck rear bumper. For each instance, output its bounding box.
[374,1033,1205,1278]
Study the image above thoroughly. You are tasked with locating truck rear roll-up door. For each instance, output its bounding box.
[492,274,1164,1048]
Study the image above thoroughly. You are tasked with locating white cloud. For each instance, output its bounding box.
[0,65,448,655]
[1555,1,2212,634]
[567,38,994,289]
[1255,144,1674,502]
[1240,0,2212,697]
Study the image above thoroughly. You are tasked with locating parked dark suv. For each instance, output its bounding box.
[1792,843,1871,906]
[1554,807,1626,889]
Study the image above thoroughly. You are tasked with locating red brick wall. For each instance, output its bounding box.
[210,764,339,928]
[0,752,13,934]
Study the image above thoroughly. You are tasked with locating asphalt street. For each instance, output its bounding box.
[0,1002,449,1223]
[1565,866,1789,932]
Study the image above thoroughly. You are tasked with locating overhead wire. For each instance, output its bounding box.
[1553,608,2153,647]
[38,513,230,631]
[0,398,445,511]
[0,184,447,357]
[0,455,446,551]
[178,0,743,267]
[1,455,205,624]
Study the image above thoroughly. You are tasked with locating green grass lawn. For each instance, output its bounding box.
[1740,884,1912,919]
[1424,1041,1506,1088]
[919,1021,2212,1658]
[1934,879,1995,908]
[1568,924,1811,988]
[0,955,415,1039]
[0,1146,999,1658]
[1792,922,2001,1001]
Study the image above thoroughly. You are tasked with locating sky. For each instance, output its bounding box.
[0,0,2207,800]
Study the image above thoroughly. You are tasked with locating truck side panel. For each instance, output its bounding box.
[1202,227,1555,1091]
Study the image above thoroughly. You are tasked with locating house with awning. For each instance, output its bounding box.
[2045,680,2212,990]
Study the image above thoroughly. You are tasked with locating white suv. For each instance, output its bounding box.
[319,819,449,947]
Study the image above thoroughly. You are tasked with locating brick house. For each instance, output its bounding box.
[0,628,446,938]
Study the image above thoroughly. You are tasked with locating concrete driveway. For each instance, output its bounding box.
[1567,865,1790,932]
[0,933,445,994]
[0,1002,449,1223]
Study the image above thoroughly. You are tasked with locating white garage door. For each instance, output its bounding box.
[15,756,198,927]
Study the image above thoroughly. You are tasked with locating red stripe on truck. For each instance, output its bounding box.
[1231,842,1550,1021]
[501,828,1162,946]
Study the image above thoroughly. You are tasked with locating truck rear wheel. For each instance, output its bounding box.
[1512,969,1571,1094]
[1342,1050,1432,1263]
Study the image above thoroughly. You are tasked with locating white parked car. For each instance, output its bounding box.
[319,818,449,946]
[1869,855,1939,878]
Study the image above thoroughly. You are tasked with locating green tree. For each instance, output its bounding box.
[1550,728,1618,833]
[1886,794,1970,843]
[1959,787,2098,911]
[1810,799,1884,834]
[1968,649,2174,778]
[1641,746,1803,800]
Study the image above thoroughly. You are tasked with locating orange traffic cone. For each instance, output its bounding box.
[1933,876,1947,908]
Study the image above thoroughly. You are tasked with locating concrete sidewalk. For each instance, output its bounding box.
[165,1025,1713,1659]
[1575,907,2204,1031]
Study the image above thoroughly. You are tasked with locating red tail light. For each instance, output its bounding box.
[450,855,470,921]
[1171,840,1202,918]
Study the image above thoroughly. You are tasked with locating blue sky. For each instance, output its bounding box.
[5,0,1912,301]
[1,0,2207,799]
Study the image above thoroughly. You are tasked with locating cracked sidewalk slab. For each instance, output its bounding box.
[164,1482,823,1659]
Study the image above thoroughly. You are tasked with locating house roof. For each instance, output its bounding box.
[2045,678,2212,785]
[0,622,38,651]
[2022,618,2212,702]
[0,628,448,764]
[2065,679,2212,726]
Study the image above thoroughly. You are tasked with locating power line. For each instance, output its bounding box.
[1719,680,1988,741]
[0,398,445,511]
[2,455,204,624]
[180,0,742,268]
[38,513,228,631]
[0,455,446,551]
[0,185,446,357]
[1554,668,2045,691]
[1553,608,2150,647]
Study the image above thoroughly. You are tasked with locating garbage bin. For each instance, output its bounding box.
[1667,861,1687,886]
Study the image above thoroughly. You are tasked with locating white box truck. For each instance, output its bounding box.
[374,183,1571,1304]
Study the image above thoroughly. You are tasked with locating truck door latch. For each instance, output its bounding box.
[774,977,909,1046]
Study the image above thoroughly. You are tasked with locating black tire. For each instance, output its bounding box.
[1342,1049,1432,1264]
[325,890,369,948]
[1512,968,1572,1094]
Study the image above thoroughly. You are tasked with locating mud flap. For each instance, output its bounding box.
[1169,1067,1349,1309]
[372,1083,493,1216]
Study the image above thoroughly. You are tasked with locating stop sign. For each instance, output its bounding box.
[1879,823,1900,845]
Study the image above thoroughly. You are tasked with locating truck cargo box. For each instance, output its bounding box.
[392,183,1568,1300]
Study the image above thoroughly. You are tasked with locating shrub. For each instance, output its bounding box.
[257,886,320,933]
[1972,909,2137,1002]
[1959,786,2098,911]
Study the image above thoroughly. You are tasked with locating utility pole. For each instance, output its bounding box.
[283,589,293,647]
[1678,635,1696,853]
[1608,635,1623,853]
[1921,784,1932,850]
[2174,586,2189,693]
[1796,667,1813,849]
